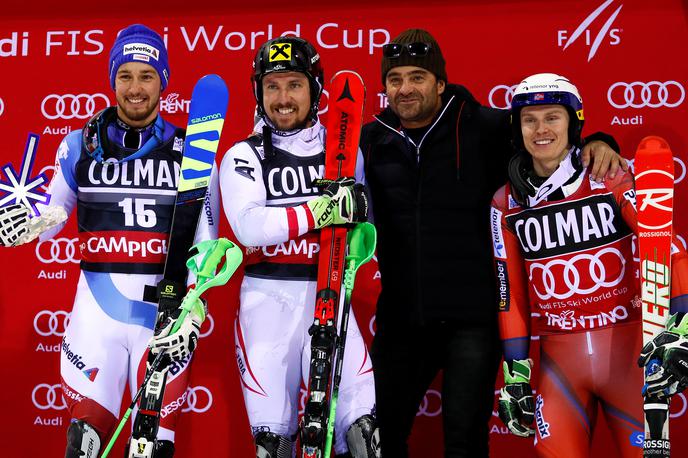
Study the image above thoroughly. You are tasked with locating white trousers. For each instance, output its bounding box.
[235,275,376,455]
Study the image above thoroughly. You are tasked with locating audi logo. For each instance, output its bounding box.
[34,310,70,337]
[416,389,442,417]
[530,247,625,300]
[32,383,67,410]
[488,84,517,109]
[607,81,685,109]
[41,93,110,120]
[36,237,80,264]
[182,386,213,413]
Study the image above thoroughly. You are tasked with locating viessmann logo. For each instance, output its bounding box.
[556,0,624,61]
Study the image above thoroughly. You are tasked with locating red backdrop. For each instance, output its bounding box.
[1,0,687,456]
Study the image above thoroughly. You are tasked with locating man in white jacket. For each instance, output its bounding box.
[219,36,378,458]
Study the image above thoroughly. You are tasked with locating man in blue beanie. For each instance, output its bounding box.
[108,23,171,130]
[0,24,219,458]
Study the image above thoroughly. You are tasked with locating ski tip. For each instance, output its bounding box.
[331,70,364,84]
[199,73,225,84]
[329,70,366,106]
[193,74,229,100]
[637,136,671,154]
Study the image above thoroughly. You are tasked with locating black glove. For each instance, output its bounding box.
[638,312,688,398]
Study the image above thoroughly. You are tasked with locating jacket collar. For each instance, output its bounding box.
[374,84,475,132]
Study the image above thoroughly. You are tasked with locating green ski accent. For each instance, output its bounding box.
[324,222,377,457]
[503,359,532,384]
[101,238,242,458]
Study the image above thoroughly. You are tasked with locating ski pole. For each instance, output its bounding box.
[101,238,243,458]
[323,222,377,456]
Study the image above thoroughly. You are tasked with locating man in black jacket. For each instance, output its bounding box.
[360,28,624,457]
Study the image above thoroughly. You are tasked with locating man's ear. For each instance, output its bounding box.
[437,79,446,95]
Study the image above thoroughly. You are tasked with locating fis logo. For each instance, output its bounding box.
[556,0,623,61]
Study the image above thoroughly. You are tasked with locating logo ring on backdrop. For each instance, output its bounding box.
[182,386,212,413]
[674,156,686,185]
[35,237,79,264]
[488,84,517,109]
[416,389,442,417]
[41,93,110,120]
[529,247,626,300]
[607,81,685,109]
[38,165,56,193]
[32,383,67,410]
[34,310,70,337]
[677,235,687,251]
[299,388,308,415]
[671,392,687,419]
[199,313,214,339]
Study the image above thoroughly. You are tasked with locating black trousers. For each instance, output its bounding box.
[371,320,501,457]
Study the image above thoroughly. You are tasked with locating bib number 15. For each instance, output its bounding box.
[118,198,157,228]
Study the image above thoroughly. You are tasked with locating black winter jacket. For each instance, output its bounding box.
[361,84,512,327]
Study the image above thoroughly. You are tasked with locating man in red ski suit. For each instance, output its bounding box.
[492,72,688,457]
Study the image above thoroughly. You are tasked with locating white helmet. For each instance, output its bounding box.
[511,73,584,148]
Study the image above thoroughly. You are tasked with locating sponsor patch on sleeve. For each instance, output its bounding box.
[491,207,506,259]
[495,260,510,311]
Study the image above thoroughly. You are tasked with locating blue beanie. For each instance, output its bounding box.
[109,24,170,91]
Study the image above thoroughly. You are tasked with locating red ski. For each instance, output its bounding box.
[300,70,366,458]
[635,135,675,458]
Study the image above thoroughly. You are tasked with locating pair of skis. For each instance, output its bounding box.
[102,74,231,458]
[300,71,373,458]
[635,135,675,458]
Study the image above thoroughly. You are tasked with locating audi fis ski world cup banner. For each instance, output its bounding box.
[0,0,687,456]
